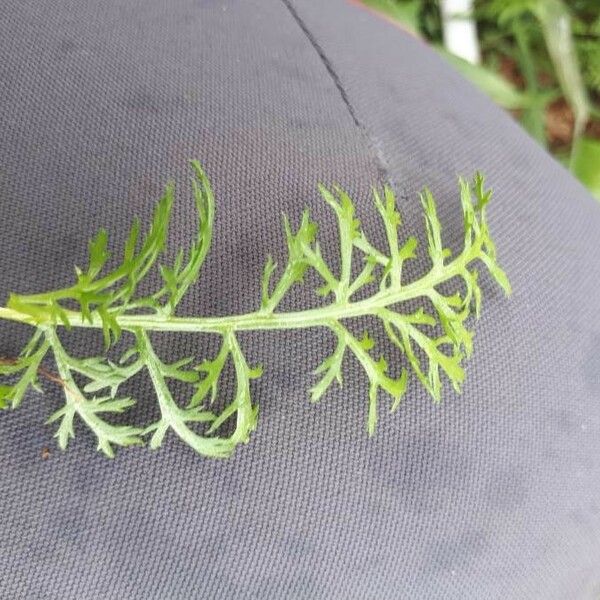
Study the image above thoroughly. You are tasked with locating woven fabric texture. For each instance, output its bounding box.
[1,0,600,598]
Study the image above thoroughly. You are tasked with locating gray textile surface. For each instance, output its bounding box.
[1,0,600,598]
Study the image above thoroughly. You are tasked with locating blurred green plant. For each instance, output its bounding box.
[362,0,600,200]
[572,137,600,200]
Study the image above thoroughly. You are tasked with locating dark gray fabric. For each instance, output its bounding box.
[1,0,600,598]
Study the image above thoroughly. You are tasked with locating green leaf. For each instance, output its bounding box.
[440,49,546,110]
[260,255,277,309]
[6,178,177,335]
[68,354,142,398]
[86,229,110,280]
[43,329,144,457]
[0,336,50,408]
[156,160,216,311]
[571,136,600,200]
[310,334,346,403]
[0,385,12,409]
[533,0,590,138]
[0,163,510,459]
[161,357,200,383]
[420,188,447,265]
[189,341,230,408]
[361,0,421,35]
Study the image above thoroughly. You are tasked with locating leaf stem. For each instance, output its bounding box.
[0,248,476,336]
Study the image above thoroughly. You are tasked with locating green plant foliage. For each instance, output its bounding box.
[362,0,420,34]
[0,163,510,458]
[367,0,600,195]
[578,38,600,94]
[439,48,552,112]
[571,137,600,200]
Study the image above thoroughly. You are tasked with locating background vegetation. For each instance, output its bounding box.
[363,0,600,199]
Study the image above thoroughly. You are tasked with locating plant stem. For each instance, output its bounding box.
[0,255,475,335]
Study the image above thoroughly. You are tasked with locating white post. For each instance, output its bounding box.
[440,0,481,65]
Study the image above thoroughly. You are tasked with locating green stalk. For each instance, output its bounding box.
[512,19,547,146]
[0,251,475,336]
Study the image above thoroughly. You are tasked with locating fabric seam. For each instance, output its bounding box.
[280,0,392,185]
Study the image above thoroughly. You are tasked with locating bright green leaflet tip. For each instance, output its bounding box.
[0,161,510,459]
